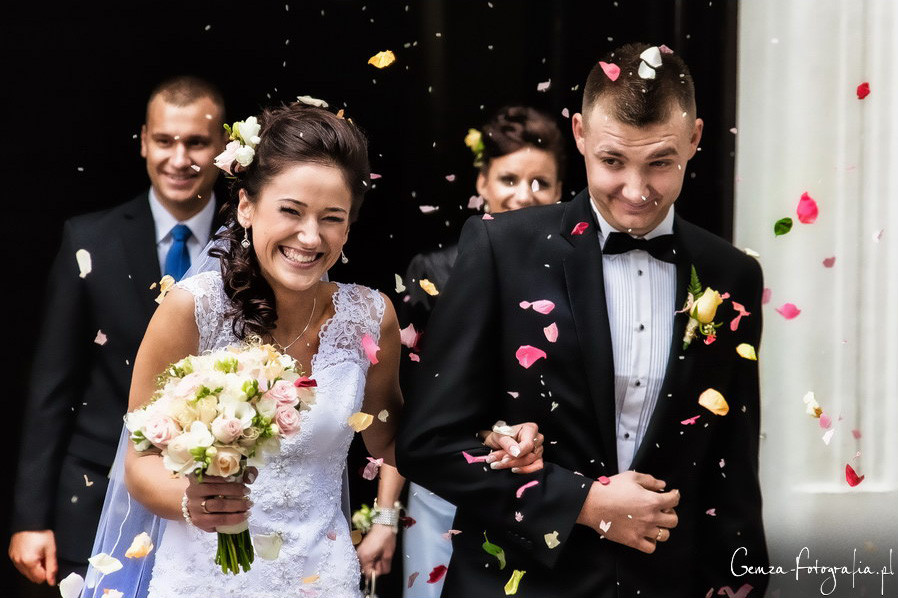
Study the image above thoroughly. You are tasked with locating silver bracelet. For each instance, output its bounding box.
[370,502,401,533]
[181,492,195,527]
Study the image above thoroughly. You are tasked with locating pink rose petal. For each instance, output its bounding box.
[681,415,701,425]
[399,323,421,349]
[532,300,555,314]
[370,173,382,180]
[419,205,439,214]
[819,413,832,429]
[515,345,547,368]
[762,288,772,305]
[571,221,590,235]
[775,303,801,319]
[441,529,461,540]
[703,334,717,345]
[362,457,383,480]
[409,352,421,362]
[597,476,611,485]
[514,511,523,522]
[361,334,380,364]
[852,429,862,439]
[822,256,836,268]
[706,508,716,516]
[796,191,819,224]
[445,174,456,182]
[718,584,754,598]
[507,391,519,399]
[482,214,494,220]
[515,480,539,499]
[659,44,674,54]
[537,79,551,92]
[730,301,751,331]
[598,61,620,82]
[543,322,558,343]
[326,530,337,540]
[94,330,108,345]
[467,195,484,210]
[561,107,570,119]
[462,451,488,464]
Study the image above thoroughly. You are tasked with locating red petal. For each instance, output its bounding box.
[796,192,819,224]
[294,376,318,388]
[571,221,590,235]
[822,256,836,268]
[598,61,620,82]
[845,464,865,487]
[427,565,448,584]
[857,82,871,99]
[515,345,547,368]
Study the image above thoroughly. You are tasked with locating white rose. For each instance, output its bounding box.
[195,395,219,425]
[162,434,197,476]
[143,414,180,448]
[124,409,149,434]
[256,395,277,420]
[206,446,243,477]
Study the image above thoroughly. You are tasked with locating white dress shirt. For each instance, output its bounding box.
[148,189,217,275]
[590,201,677,473]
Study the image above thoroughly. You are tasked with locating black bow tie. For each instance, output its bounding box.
[602,232,677,264]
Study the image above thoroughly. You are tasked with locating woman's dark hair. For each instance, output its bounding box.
[480,105,566,179]
[210,102,370,340]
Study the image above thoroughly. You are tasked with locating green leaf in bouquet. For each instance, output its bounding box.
[215,356,239,374]
[482,532,507,570]
[242,378,259,399]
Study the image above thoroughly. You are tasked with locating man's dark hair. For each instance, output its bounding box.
[146,75,226,124]
[582,43,696,126]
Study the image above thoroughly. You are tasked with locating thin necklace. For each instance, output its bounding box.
[270,295,318,352]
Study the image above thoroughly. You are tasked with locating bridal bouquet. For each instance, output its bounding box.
[125,341,317,574]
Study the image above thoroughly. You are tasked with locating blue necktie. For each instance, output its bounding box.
[164,224,192,281]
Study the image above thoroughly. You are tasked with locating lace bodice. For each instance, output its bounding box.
[147,271,384,598]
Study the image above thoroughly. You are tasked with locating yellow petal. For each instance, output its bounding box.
[504,570,526,595]
[347,412,374,432]
[124,531,154,559]
[155,275,177,304]
[367,50,397,68]
[698,388,729,416]
[543,531,560,549]
[303,574,320,584]
[736,343,757,361]
[419,279,439,296]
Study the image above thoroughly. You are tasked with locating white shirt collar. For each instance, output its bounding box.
[589,197,675,246]
[148,188,217,245]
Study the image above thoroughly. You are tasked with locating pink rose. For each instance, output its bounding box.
[211,417,244,444]
[214,141,241,175]
[274,405,302,436]
[144,414,180,447]
[265,380,298,408]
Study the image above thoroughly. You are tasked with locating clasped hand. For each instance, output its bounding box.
[185,467,257,533]
[480,421,545,474]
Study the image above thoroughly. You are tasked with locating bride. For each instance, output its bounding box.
[81,101,543,598]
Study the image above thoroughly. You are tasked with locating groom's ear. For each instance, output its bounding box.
[236,189,254,228]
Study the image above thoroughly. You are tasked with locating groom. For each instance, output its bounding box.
[9,75,227,592]
[397,43,769,597]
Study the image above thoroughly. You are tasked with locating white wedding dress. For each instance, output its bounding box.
[144,271,383,598]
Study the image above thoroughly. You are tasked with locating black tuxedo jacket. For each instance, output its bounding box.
[397,190,769,598]
[12,192,222,564]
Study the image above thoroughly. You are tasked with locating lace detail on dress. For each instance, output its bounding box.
[147,274,384,598]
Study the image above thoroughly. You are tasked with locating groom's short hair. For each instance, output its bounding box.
[146,75,226,124]
[581,42,696,126]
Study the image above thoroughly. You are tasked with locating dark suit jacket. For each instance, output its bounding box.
[397,190,769,598]
[11,191,221,564]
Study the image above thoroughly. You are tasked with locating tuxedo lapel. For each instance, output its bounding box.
[560,191,619,472]
[631,215,697,468]
[119,192,162,320]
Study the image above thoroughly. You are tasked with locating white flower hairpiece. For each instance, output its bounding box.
[214,116,262,175]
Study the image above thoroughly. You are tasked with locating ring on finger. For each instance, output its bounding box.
[201,499,211,514]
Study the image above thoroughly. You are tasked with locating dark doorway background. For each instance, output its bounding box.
[3,0,737,594]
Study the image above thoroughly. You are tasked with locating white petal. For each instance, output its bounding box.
[76,249,92,278]
[253,532,284,560]
[637,61,656,80]
[58,572,85,598]
[88,552,123,574]
[639,46,663,68]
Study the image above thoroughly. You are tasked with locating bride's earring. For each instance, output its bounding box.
[340,249,349,264]
[241,227,251,249]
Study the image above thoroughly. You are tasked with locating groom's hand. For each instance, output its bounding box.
[481,422,545,474]
[576,471,679,554]
[8,530,58,585]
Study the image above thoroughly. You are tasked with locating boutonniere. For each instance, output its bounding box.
[681,265,724,349]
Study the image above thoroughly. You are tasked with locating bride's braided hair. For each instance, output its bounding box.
[210,102,370,339]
